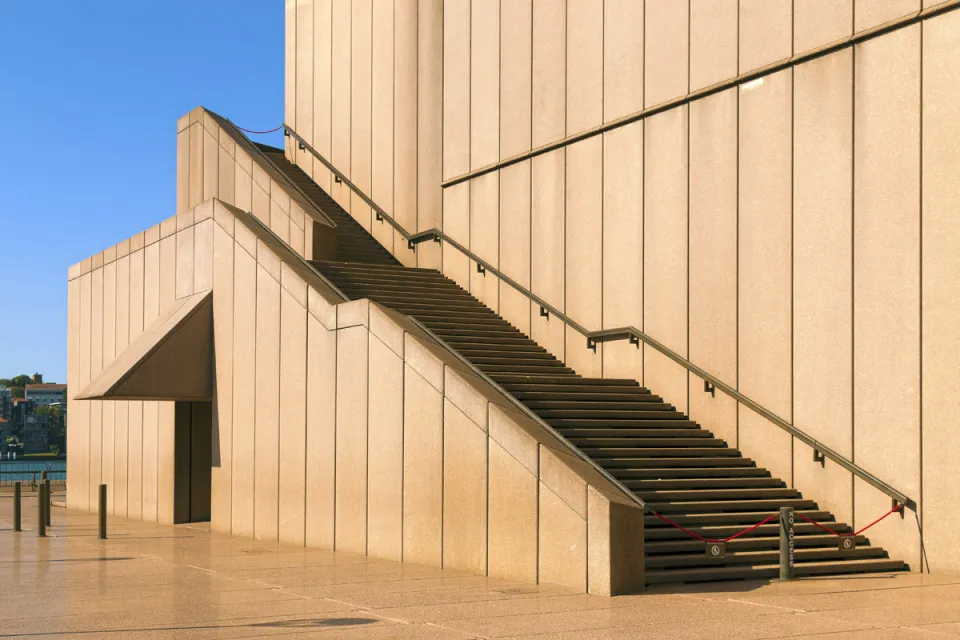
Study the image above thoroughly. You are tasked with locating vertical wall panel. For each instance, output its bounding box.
[738,69,793,481]
[89,267,103,509]
[157,401,175,524]
[394,0,419,263]
[313,0,333,191]
[372,0,395,251]
[739,0,793,72]
[645,0,689,107]
[367,335,404,561]
[128,249,144,519]
[603,0,644,123]
[254,266,281,541]
[286,0,297,156]
[66,276,83,510]
[566,0,603,134]
[601,121,643,382]
[101,261,116,511]
[855,0,919,33]
[442,183,471,290]
[351,0,373,231]
[176,226,194,300]
[469,173,500,311]
[232,246,257,537]
[501,0,533,158]
[922,9,960,574]
[332,0,352,210]
[499,161,532,336]
[530,149,566,359]
[142,400,159,522]
[471,0,500,169]
[793,49,854,521]
[418,0,444,269]
[688,89,738,447]
[279,289,307,545]
[442,401,488,574]
[296,0,315,174]
[532,0,566,146]
[211,227,234,533]
[402,366,443,566]
[564,137,603,378]
[306,314,337,548]
[795,0,853,52]
[335,325,369,554]
[443,0,471,180]
[643,108,689,413]
[690,0,738,91]
[853,25,920,560]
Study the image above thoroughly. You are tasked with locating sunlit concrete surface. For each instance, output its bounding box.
[2,493,960,639]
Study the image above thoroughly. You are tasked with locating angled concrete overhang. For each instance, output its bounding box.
[77,290,213,401]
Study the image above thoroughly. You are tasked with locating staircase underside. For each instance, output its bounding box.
[262,144,907,585]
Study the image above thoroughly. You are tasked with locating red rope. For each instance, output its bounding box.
[235,124,283,135]
[795,504,903,537]
[651,511,779,543]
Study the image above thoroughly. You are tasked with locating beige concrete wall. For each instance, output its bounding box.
[68,197,645,595]
[175,107,333,262]
[284,2,960,574]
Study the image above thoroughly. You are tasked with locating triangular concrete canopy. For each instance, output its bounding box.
[77,290,213,401]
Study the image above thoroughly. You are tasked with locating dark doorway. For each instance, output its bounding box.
[174,401,212,523]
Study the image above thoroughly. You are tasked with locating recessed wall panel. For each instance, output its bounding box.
[564,137,603,378]
[603,0,643,123]
[372,0,395,252]
[601,121,643,382]
[566,0,603,135]
[332,0,352,211]
[232,246,257,537]
[501,0,533,158]
[738,68,793,482]
[367,334,403,561]
[532,0,566,146]
[794,0,853,52]
[645,0,689,107]
[644,107,688,413]
[472,0,500,169]
[210,227,234,533]
[922,9,960,573]
[254,265,281,541]
[444,0,471,180]
[499,161,532,336]
[853,25,920,561]
[351,0,373,231]
[442,401,488,574]
[278,288,307,545]
[689,88,738,446]
[306,313,337,548]
[313,0,333,191]
[335,325,368,554]
[690,0,738,91]
[531,149,566,359]
[739,0,793,73]
[403,365,443,567]
[793,49,854,521]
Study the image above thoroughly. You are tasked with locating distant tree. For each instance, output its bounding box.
[0,374,32,399]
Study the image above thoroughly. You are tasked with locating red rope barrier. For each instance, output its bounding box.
[795,504,902,537]
[235,124,283,135]
[651,511,780,543]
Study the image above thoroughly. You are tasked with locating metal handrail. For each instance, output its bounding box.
[283,123,916,513]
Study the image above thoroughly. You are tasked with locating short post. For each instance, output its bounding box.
[98,484,107,539]
[13,482,22,532]
[37,483,47,537]
[44,478,51,526]
[779,506,794,581]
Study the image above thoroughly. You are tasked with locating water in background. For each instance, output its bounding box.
[0,460,67,484]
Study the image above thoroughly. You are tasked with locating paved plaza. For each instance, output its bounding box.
[1,492,959,639]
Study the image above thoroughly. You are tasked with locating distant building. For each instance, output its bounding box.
[24,383,67,407]
[0,386,11,421]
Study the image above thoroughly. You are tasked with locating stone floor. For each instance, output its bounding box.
[1,491,959,639]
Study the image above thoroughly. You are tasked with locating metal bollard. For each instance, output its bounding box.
[44,478,51,526]
[779,506,794,580]
[98,485,107,539]
[37,483,47,537]
[13,482,22,532]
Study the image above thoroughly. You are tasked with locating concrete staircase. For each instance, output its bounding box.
[262,144,907,585]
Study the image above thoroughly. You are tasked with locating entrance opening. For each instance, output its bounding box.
[174,401,212,523]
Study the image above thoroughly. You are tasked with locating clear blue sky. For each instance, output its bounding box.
[0,1,286,384]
